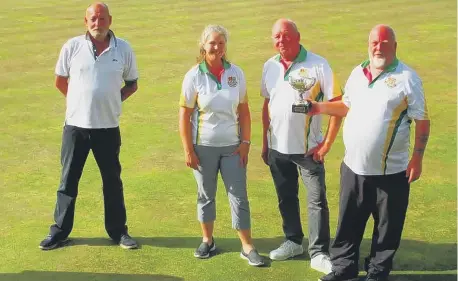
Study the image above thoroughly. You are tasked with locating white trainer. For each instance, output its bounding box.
[269,240,304,260]
[311,254,332,274]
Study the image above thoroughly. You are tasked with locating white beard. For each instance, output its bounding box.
[372,57,386,68]
[90,30,109,41]
[369,51,386,69]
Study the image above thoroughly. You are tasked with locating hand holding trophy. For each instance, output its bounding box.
[289,75,316,114]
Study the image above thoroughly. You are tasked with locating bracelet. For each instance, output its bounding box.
[241,140,251,145]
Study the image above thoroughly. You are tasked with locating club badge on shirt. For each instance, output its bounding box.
[298,68,309,78]
[227,76,238,87]
[385,76,397,88]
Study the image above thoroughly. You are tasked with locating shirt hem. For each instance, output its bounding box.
[194,141,240,147]
[65,120,120,129]
[343,160,407,176]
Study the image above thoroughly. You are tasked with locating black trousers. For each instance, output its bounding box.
[330,162,410,277]
[49,125,128,241]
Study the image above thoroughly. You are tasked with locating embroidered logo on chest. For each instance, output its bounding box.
[298,68,309,78]
[385,76,397,88]
[227,76,238,87]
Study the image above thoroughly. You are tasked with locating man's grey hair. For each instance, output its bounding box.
[272,19,299,33]
[86,2,110,15]
[285,19,299,33]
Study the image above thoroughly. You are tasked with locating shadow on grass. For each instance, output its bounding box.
[65,236,298,268]
[359,239,457,272]
[0,272,455,281]
[0,271,183,281]
[388,273,457,281]
[67,236,291,256]
[61,236,456,271]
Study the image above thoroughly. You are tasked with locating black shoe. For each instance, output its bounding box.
[319,271,359,281]
[240,249,265,266]
[364,257,371,272]
[39,235,69,250]
[365,273,388,281]
[119,234,138,249]
[194,239,216,258]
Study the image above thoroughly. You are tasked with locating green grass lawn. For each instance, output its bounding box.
[0,0,456,280]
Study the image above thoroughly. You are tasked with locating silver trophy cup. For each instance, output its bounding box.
[289,76,315,114]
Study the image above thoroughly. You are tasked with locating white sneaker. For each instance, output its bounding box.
[311,254,332,274]
[269,240,304,260]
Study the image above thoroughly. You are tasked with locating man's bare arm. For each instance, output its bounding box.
[121,80,138,101]
[55,75,69,97]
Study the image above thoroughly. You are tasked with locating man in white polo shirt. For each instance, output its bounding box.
[312,25,430,281]
[261,19,343,274]
[39,2,139,250]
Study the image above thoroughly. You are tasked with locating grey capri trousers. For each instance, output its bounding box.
[192,144,251,230]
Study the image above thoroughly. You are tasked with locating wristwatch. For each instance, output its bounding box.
[241,140,251,145]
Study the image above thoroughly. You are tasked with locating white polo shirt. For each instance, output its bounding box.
[55,31,138,129]
[342,59,429,175]
[261,46,343,154]
[179,61,247,147]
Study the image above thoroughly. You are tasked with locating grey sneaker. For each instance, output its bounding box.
[119,234,138,249]
[269,240,304,260]
[240,249,265,266]
[194,239,216,258]
[311,254,333,274]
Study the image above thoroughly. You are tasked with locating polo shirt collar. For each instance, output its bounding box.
[198,60,231,90]
[361,58,399,87]
[198,59,231,73]
[361,57,399,72]
[275,45,308,81]
[85,29,118,47]
[274,44,308,63]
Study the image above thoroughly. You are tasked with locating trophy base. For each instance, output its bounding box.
[292,102,311,114]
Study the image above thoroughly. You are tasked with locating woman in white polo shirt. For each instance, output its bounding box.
[179,25,263,266]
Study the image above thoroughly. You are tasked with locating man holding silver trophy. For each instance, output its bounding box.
[260,19,343,274]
